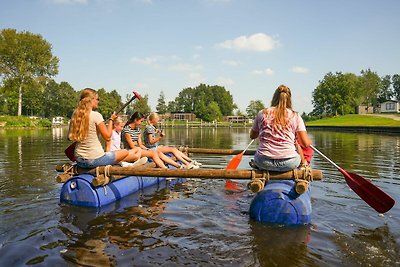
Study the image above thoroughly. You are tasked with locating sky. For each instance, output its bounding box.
[1,0,399,114]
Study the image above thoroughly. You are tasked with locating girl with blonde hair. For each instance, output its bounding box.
[68,88,139,168]
[249,84,312,171]
[144,112,201,169]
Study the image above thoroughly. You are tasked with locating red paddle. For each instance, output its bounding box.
[65,91,142,161]
[225,139,255,190]
[311,145,395,213]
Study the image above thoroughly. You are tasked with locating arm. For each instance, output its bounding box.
[147,132,163,145]
[123,132,137,149]
[105,139,111,152]
[137,134,148,150]
[297,131,312,147]
[97,112,118,141]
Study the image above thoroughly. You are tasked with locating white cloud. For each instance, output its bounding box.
[193,54,201,60]
[291,67,309,74]
[216,77,234,86]
[49,0,88,4]
[195,45,203,50]
[222,60,240,66]
[252,68,274,76]
[217,33,279,52]
[169,63,203,72]
[188,72,206,85]
[130,56,160,68]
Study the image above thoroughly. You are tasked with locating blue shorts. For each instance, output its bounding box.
[76,152,116,169]
[254,153,301,172]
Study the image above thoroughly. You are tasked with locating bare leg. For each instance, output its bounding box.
[141,149,168,168]
[123,147,141,162]
[157,151,181,168]
[113,149,129,163]
[157,146,190,165]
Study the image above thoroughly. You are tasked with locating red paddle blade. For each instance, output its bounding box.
[65,142,77,161]
[226,153,244,170]
[339,168,395,213]
[225,179,242,191]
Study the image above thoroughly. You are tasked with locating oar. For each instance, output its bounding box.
[225,139,255,190]
[65,91,142,161]
[311,145,395,213]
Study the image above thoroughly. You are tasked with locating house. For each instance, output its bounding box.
[224,115,252,124]
[380,100,400,113]
[52,116,64,125]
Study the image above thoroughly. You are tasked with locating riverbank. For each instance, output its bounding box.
[0,116,52,128]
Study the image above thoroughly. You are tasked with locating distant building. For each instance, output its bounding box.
[355,105,374,114]
[170,113,196,121]
[380,100,400,113]
[52,116,64,125]
[224,115,252,124]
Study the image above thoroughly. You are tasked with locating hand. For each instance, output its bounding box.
[110,112,118,121]
[160,130,165,137]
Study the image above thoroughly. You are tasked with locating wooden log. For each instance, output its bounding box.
[90,167,322,186]
[178,147,256,155]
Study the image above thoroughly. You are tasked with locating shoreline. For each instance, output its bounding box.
[306,125,400,133]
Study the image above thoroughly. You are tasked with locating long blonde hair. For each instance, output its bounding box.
[68,88,97,142]
[269,84,293,129]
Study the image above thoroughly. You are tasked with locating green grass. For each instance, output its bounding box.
[306,114,400,127]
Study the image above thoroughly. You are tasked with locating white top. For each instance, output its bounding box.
[110,130,121,152]
[75,110,105,159]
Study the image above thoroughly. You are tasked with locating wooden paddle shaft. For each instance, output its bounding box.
[179,147,256,155]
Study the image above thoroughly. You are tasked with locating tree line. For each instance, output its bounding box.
[310,69,400,118]
[6,28,395,123]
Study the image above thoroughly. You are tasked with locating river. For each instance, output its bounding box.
[0,127,399,266]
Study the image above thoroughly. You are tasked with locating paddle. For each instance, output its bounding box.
[225,139,255,190]
[311,145,395,213]
[65,91,142,161]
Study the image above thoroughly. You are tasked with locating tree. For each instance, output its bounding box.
[359,69,381,107]
[393,74,400,101]
[312,72,358,116]
[43,80,77,118]
[97,88,123,118]
[156,91,167,114]
[0,29,59,116]
[131,94,151,115]
[203,101,222,122]
[167,100,178,113]
[246,100,264,118]
[377,75,393,103]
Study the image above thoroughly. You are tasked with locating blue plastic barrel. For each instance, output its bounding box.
[60,174,183,207]
[249,180,312,225]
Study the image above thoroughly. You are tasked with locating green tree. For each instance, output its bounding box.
[392,74,400,101]
[167,100,178,113]
[131,94,151,115]
[43,80,77,118]
[0,28,59,116]
[358,69,381,107]
[312,72,358,116]
[156,91,167,114]
[246,100,264,118]
[97,88,123,118]
[377,75,393,102]
[203,101,222,122]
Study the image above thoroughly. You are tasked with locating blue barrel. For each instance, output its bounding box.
[249,180,312,225]
[60,174,184,207]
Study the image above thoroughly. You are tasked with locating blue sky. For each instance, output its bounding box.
[1,0,399,114]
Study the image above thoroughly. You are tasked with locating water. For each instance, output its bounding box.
[0,127,399,266]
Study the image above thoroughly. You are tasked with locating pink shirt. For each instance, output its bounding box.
[252,107,306,159]
[110,130,121,152]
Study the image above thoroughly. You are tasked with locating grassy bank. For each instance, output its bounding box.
[306,114,400,127]
[0,116,52,128]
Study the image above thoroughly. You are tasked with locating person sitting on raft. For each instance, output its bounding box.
[68,88,138,169]
[144,112,201,169]
[249,84,312,172]
[121,112,185,169]
[105,117,147,167]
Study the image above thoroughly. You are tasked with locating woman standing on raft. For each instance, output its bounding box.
[249,84,312,171]
[68,88,138,169]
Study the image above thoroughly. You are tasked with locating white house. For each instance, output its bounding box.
[52,116,64,125]
[380,100,400,113]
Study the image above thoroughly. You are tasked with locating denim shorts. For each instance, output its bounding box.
[76,152,116,169]
[254,153,301,172]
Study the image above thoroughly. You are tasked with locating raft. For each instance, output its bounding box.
[249,180,312,225]
[60,173,185,207]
